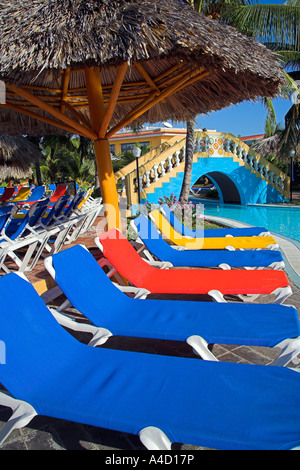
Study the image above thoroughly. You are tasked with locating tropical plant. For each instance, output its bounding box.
[224,0,300,160]
[39,134,95,185]
[179,0,300,201]
[141,193,204,229]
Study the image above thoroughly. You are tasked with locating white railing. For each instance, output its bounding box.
[121,132,289,201]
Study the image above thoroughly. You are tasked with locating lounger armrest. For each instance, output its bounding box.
[139,426,172,450]
[267,243,279,250]
[186,335,219,361]
[112,283,150,299]
[170,245,187,251]
[144,259,173,269]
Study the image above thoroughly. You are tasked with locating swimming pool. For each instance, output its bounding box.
[190,199,300,243]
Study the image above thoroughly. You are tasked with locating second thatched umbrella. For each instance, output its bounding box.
[0,135,42,181]
[0,0,286,227]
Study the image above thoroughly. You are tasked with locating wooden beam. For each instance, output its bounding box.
[85,66,121,230]
[61,100,91,128]
[98,62,128,139]
[84,67,105,134]
[172,69,210,95]
[61,68,71,113]
[134,62,161,93]
[154,62,185,84]
[2,102,89,137]
[106,67,204,138]
[6,84,97,140]
[158,66,197,88]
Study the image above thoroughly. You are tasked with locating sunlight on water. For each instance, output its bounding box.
[190,199,300,242]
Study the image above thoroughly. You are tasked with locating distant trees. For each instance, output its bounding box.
[32,134,95,187]
[179,0,300,201]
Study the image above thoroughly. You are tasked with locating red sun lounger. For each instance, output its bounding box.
[95,229,292,304]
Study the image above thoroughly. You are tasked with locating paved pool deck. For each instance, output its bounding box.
[1,212,300,451]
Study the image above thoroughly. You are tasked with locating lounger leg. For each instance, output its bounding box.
[0,392,37,446]
[139,426,172,450]
[237,293,261,302]
[272,286,292,304]
[49,308,113,347]
[270,336,300,367]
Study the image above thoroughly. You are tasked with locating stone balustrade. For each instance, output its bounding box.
[122,132,289,203]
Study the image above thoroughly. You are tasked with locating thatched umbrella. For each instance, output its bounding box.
[0,135,42,181]
[0,0,286,228]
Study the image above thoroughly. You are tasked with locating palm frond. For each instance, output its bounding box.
[226,3,300,49]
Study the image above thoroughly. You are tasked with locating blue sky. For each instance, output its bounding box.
[171,0,293,138]
[193,97,291,138]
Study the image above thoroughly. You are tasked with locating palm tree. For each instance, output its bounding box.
[40,134,95,185]
[180,0,255,203]
[179,0,300,202]
[223,0,300,159]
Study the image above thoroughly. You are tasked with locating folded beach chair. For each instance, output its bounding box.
[77,186,94,211]
[14,186,45,206]
[160,204,270,237]
[1,273,300,450]
[11,186,31,203]
[95,229,291,304]
[48,183,56,193]
[131,214,285,270]
[0,199,51,273]
[49,191,90,247]
[149,209,279,250]
[20,195,79,258]
[0,187,15,203]
[42,195,71,226]
[44,245,300,366]
[49,185,67,203]
[0,206,18,233]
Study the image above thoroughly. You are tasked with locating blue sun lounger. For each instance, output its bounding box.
[1,272,300,450]
[131,214,285,269]
[161,204,269,238]
[44,245,300,365]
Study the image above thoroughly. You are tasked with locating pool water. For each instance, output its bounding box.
[190,199,300,243]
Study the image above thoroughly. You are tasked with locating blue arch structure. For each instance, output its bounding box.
[143,155,287,206]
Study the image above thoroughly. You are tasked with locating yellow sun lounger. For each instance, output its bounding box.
[149,210,279,250]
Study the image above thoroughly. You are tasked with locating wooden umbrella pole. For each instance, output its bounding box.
[85,66,121,230]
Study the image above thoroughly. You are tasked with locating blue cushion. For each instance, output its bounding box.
[51,245,299,348]
[1,272,300,450]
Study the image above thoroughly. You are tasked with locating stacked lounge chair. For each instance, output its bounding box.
[130,214,285,269]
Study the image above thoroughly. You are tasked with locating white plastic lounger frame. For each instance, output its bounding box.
[0,234,43,273]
